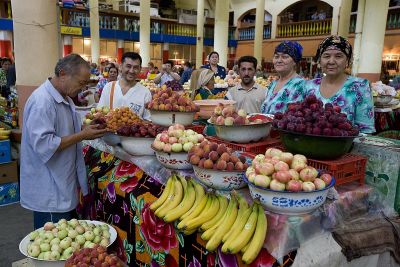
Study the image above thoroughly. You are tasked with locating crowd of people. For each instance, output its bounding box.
[19,35,376,227]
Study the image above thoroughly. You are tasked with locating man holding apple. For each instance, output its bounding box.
[20,54,107,229]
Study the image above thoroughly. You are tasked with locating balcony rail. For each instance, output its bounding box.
[277,19,331,38]
[60,7,220,39]
[350,7,400,33]
[238,24,271,40]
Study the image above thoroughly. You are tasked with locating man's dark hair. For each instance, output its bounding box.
[184,61,192,68]
[54,54,89,77]
[164,60,174,67]
[2,58,11,65]
[122,52,142,65]
[208,51,219,60]
[238,56,257,70]
[108,64,118,74]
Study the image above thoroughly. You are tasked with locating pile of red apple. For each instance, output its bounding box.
[117,122,165,138]
[152,124,205,153]
[210,104,270,126]
[146,87,199,112]
[188,140,249,171]
[65,245,124,267]
[246,148,333,192]
[272,95,359,136]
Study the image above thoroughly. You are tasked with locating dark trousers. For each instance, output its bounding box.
[33,210,76,230]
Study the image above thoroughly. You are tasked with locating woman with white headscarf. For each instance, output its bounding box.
[190,68,216,100]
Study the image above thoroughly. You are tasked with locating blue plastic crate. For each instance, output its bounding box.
[0,182,19,206]
[0,140,11,164]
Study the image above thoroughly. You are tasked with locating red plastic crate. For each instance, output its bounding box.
[307,154,367,186]
[187,124,206,135]
[205,136,282,155]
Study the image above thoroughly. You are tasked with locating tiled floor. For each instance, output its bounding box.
[0,203,33,267]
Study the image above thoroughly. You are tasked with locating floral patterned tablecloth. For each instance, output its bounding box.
[78,145,297,267]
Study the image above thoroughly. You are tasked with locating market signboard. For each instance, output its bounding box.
[61,26,82,35]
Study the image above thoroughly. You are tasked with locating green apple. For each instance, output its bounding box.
[84,231,95,241]
[88,242,96,248]
[57,229,68,240]
[93,235,101,244]
[58,223,68,230]
[93,227,102,236]
[43,222,55,231]
[70,241,80,251]
[75,235,86,245]
[100,238,109,247]
[50,250,60,260]
[83,241,93,248]
[43,232,54,242]
[68,219,79,228]
[75,225,85,234]
[62,247,74,259]
[27,244,40,257]
[102,231,111,239]
[90,107,96,114]
[38,252,44,260]
[100,224,109,231]
[39,243,50,252]
[68,229,78,239]
[51,243,62,253]
[50,237,60,246]
[29,231,39,241]
[59,237,72,249]
[43,251,51,260]
[58,219,67,225]
[32,238,43,245]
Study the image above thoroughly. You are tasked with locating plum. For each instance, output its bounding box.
[277,121,287,129]
[295,124,306,133]
[287,122,296,131]
[312,127,322,135]
[274,112,284,120]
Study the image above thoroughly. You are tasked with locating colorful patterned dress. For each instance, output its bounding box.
[261,76,306,114]
[304,76,375,133]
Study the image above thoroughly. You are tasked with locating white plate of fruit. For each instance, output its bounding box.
[19,219,117,266]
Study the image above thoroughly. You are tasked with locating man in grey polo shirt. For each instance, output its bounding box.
[20,54,107,229]
[226,56,266,114]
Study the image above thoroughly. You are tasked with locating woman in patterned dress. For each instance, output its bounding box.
[304,36,375,133]
[261,41,306,114]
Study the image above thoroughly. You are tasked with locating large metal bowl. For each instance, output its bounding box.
[373,95,393,105]
[193,99,236,119]
[19,220,117,267]
[208,119,272,143]
[245,175,335,215]
[120,136,155,156]
[153,146,192,170]
[277,129,356,159]
[150,110,195,126]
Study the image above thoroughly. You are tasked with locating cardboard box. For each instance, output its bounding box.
[0,161,18,184]
[0,140,11,164]
[0,182,19,206]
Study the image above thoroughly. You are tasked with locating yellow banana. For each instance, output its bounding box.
[155,176,183,218]
[226,205,258,254]
[222,195,249,243]
[205,196,239,251]
[201,195,236,241]
[0,130,11,135]
[221,205,253,253]
[180,180,205,220]
[176,174,187,190]
[150,176,174,211]
[242,204,268,264]
[200,195,228,231]
[163,180,196,223]
[177,193,209,229]
[241,241,251,254]
[185,195,220,231]
[183,228,197,235]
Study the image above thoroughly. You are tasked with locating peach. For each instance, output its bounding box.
[204,159,214,169]
[216,160,227,170]
[220,152,230,162]
[209,151,219,162]
[216,144,227,155]
[235,161,244,171]
[274,161,290,171]
[226,162,235,171]
[190,155,200,165]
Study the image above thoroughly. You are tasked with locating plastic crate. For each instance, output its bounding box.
[307,154,367,186]
[205,136,282,154]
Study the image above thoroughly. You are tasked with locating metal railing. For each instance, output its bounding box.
[238,24,271,40]
[277,19,331,38]
[350,7,400,33]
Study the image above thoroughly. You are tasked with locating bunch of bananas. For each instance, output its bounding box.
[0,128,11,140]
[150,174,268,264]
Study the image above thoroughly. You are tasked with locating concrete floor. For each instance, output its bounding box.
[0,203,32,266]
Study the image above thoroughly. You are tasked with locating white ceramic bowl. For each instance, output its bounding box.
[209,120,272,144]
[245,176,335,215]
[193,99,236,119]
[150,110,195,126]
[102,132,121,146]
[193,165,246,190]
[19,220,117,267]
[120,136,155,156]
[153,148,192,170]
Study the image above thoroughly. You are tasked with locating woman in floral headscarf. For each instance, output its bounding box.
[261,41,306,114]
[305,35,375,133]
